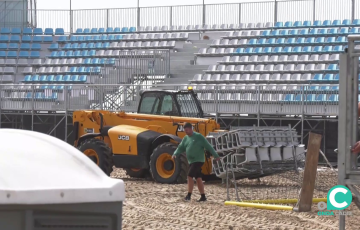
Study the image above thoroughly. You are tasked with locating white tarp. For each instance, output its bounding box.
[0,129,125,205]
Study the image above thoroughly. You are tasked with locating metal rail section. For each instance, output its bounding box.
[337,35,360,230]
[1,0,360,32]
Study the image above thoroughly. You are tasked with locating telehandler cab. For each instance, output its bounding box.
[73,88,225,184]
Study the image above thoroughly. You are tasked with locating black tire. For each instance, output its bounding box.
[125,168,149,178]
[78,138,114,176]
[149,142,189,184]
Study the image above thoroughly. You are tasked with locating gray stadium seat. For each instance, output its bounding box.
[274,64,284,71]
[221,56,230,62]
[224,48,234,53]
[17,59,29,66]
[231,56,240,62]
[249,55,258,62]
[226,65,235,71]
[259,55,269,62]
[264,64,274,71]
[285,64,295,71]
[288,55,298,62]
[270,74,281,81]
[230,74,240,82]
[265,22,273,27]
[161,25,168,31]
[4,67,15,74]
[240,74,250,81]
[319,54,329,61]
[279,55,288,62]
[250,74,260,80]
[239,23,246,29]
[310,54,319,62]
[59,59,67,65]
[301,74,312,81]
[299,55,309,61]
[170,25,177,31]
[22,67,33,74]
[5,59,16,66]
[235,65,245,71]
[255,65,264,71]
[269,55,278,62]
[256,22,264,28]
[216,48,225,54]
[296,64,305,71]
[75,58,83,64]
[316,64,325,70]
[0,59,4,66]
[225,31,234,37]
[260,74,270,81]
[229,24,238,29]
[330,54,339,61]
[291,74,301,81]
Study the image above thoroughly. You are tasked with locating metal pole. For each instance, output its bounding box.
[64,87,68,142]
[202,0,205,26]
[70,0,73,33]
[313,0,316,22]
[137,0,140,28]
[107,9,109,28]
[274,0,277,24]
[239,3,241,24]
[352,0,355,22]
[169,6,172,27]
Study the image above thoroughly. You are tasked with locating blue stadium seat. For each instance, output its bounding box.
[320,85,330,90]
[8,43,18,50]
[32,75,40,82]
[31,43,41,50]
[266,38,276,45]
[98,28,105,34]
[49,51,58,58]
[55,28,65,35]
[70,36,78,42]
[284,21,293,27]
[261,30,271,36]
[331,20,341,26]
[32,36,42,43]
[39,75,47,82]
[107,58,115,65]
[334,37,347,43]
[235,48,243,53]
[114,27,121,33]
[305,37,315,44]
[57,36,67,42]
[33,28,43,35]
[102,42,110,48]
[342,19,351,25]
[296,37,305,44]
[0,43,6,50]
[292,46,302,53]
[323,74,334,81]
[274,22,283,28]
[55,75,63,82]
[244,47,253,53]
[129,27,136,32]
[313,74,323,81]
[315,37,324,43]
[78,43,87,49]
[270,30,280,37]
[87,43,95,49]
[7,51,17,58]
[11,28,21,34]
[85,36,92,42]
[77,36,85,42]
[73,50,81,57]
[93,66,101,73]
[78,67,86,73]
[89,50,96,56]
[22,35,31,43]
[339,28,349,34]
[309,29,318,35]
[57,51,65,57]
[43,36,53,42]
[100,35,108,41]
[328,64,338,71]
[75,28,83,34]
[79,75,87,82]
[23,75,32,82]
[91,28,98,34]
[30,51,40,58]
[328,95,338,102]
[293,21,302,27]
[323,46,333,52]
[83,28,91,34]
[106,27,113,33]
[276,38,285,45]
[108,35,115,41]
[283,94,294,101]
[315,95,326,101]
[333,45,343,52]
[83,58,91,65]
[329,28,338,34]
[44,28,54,35]
[85,67,92,73]
[313,20,322,27]
[288,29,298,36]
[65,51,73,57]
[322,20,331,26]
[0,35,9,42]
[71,43,79,49]
[299,29,308,36]
[23,28,33,35]
[257,38,266,45]
[0,51,5,57]
[63,43,72,50]
[349,28,359,34]
[301,46,312,53]
[313,46,322,52]
[47,75,55,81]
[69,75,78,82]
[303,21,311,27]
[92,35,100,41]
[263,47,272,53]
[353,19,360,25]
[254,47,262,53]
[40,85,48,89]
[121,27,129,33]
[115,35,123,40]
[248,39,257,45]
[319,28,327,34]
[0,28,10,34]
[63,75,71,81]
[99,58,107,65]
[10,35,20,42]
[80,50,89,57]
[273,47,282,53]
[283,47,292,53]
[326,37,336,43]
[20,43,30,50]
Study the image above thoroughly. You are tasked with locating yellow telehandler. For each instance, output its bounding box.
[73,88,225,183]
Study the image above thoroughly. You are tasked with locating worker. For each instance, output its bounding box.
[172,122,220,202]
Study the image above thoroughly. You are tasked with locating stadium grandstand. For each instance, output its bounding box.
[0,0,360,162]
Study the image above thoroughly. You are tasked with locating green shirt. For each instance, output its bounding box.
[173,132,220,164]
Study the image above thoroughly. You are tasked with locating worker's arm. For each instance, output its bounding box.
[200,135,220,159]
[173,137,186,157]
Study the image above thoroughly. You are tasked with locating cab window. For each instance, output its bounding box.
[139,95,160,114]
[160,94,179,116]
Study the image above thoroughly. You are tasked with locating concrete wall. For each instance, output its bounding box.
[0,0,28,28]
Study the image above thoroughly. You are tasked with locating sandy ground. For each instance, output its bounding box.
[111,168,360,230]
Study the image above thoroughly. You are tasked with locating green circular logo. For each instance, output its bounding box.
[327,185,352,210]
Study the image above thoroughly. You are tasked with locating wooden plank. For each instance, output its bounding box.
[296,132,322,212]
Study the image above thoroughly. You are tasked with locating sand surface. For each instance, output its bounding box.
[112,168,360,230]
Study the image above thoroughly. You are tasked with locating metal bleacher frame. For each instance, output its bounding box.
[337,35,360,230]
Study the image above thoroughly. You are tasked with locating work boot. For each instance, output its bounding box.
[197,194,207,202]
